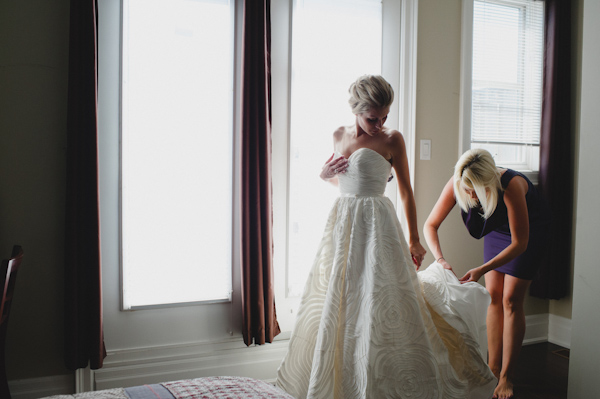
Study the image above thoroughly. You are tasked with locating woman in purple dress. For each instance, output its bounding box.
[423,148,550,399]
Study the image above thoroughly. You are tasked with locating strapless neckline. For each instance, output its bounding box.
[346,147,390,164]
[337,147,392,198]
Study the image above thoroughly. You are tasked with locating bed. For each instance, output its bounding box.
[43,376,295,399]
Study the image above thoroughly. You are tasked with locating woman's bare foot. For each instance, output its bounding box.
[489,365,501,380]
[492,377,514,399]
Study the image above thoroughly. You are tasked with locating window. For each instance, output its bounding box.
[272,0,416,331]
[121,0,234,309]
[286,0,383,297]
[106,0,415,322]
[461,0,544,180]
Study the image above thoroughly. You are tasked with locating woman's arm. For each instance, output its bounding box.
[389,131,426,268]
[423,177,456,270]
[320,154,348,186]
[459,176,530,282]
[320,127,348,186]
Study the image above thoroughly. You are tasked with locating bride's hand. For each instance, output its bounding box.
[437,258,457,277]
[320,154,349,181]
[410,241,426,270]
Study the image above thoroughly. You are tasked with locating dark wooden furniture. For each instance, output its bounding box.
[0,245,24,399]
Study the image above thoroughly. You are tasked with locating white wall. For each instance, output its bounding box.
[414,0,484,277]
[568,0,600,397]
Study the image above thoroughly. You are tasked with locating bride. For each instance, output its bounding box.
[275,75,497,399]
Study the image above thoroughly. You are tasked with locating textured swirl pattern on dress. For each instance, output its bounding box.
[276,148,497,399]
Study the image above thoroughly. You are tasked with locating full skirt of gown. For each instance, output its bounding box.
[275,148,497,399]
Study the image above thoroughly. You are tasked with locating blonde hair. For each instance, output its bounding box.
[453,148,502,219]
[348,75,394,115]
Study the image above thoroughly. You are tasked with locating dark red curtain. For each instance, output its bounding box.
[64,0,106,369]
[530,0,572,299]
[240,0,281,346]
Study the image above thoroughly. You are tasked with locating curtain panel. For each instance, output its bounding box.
[530,0,573,299]
[64,0,106,370]
[240,0,281,346]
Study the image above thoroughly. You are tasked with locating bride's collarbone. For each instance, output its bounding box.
[341,137,392,160]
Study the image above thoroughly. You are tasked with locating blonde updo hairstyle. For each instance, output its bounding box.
[454,148,502,219]
[348,75,394,115]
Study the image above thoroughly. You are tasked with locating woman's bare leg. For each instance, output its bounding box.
[485,271,505,379]
[493,275,531,399]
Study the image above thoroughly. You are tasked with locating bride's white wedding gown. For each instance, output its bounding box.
[275,148,497,399]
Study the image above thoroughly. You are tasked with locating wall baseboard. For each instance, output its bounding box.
[523,313,550,345]
[90,337,290,392]
[9,314,572,398]
[548,314,572,349]
[522,313,571,349]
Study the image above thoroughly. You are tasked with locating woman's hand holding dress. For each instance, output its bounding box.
[320,154,348,181]
[410,241,427,269]
[459,266,486,283]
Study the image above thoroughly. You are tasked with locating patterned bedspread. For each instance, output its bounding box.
[42,376,294,399]
[163,377,294,398]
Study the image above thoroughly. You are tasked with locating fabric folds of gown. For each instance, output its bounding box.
[275,148,496,399]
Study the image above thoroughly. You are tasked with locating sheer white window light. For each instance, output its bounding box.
[470,0,544,172]
[121,0,234,309]
[286,0,382,297]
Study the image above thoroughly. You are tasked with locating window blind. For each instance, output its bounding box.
[471,0,544,146]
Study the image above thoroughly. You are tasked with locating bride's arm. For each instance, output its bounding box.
[320,127,348,186]
[423,177,456,271]
[389,131,426,268]
[320,154,348,186]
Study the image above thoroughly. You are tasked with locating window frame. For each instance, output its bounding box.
[119,0,237,311]
[99,0,245,342]
[271,0,419,332]
[459,0,544,184]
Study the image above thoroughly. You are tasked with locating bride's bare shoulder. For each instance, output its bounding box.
[383,129,405,147]
[333,125,353,141]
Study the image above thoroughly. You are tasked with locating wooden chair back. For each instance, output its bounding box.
[0,245,24,399]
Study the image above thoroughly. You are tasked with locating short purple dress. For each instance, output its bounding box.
[461,169,550,280]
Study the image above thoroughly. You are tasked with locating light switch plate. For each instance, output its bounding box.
[420,139,431,160]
